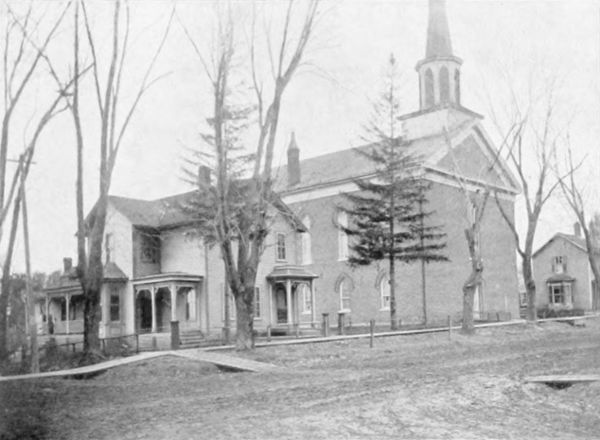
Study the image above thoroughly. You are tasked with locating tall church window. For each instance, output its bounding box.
[301,216,312,265]
[439,66,450,103]
[379,276,391,310]
[339,279,350,311]
[454,69,461,104]
[424,68,434,107]
[337,211,349,261]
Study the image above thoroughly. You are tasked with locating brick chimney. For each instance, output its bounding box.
[287,132,300,186]
[63,257,73,274]
[574,222,581,238]
[198,165,211,187]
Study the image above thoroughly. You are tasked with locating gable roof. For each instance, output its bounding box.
[533,233,588,259]
[104,189,306,233]
[273,118,519,195]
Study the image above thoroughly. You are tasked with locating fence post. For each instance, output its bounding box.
[294,323,300,338]
[267,325,272,342]
[369,319,375,348]
[448,315,452,340]
[101,338,106,354]
[170,321,180,350]
[135,333,139,353]
[322,313,329,337]
[152,336,157,350]
[338,312,346,336]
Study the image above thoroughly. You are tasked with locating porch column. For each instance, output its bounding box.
[45,296,49,334]
[268,283,273,326]
[286,279,292,326]
[65,294,71,334]
[151,286,157,333]
[310,280,316,325]
[170,283,177,321]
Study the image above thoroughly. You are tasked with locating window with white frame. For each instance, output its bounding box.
[380,277,391,310]
[338,211,349,261]
[552,256,567,274]
[109,293,120,322]
[548,282,572,305]
[300,284,312,314]
[339,279,350,311]
[253,287,261,318]
[105,232,113,263]
[276,233,286,261]
[301,216,312,265]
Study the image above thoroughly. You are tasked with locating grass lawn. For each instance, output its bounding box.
[2,319,600,439]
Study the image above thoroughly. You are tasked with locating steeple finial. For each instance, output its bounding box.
[426,0,453,59]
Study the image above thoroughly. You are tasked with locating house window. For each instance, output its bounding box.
[301,216,312,265]
[105,232,113,263]
[300,284,312,314]
[339,279,350,312]
[548,282,572,305]
[552,256,567,274]
[254,287,261,318]
[276,233,286,261]
[337,211,349,261]
[140,233,159,264]
[110,293,120,322]
[380,277,391,310]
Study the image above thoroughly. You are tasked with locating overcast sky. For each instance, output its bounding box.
[9,0,600,273]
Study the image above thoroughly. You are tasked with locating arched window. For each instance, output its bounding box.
[337,211,349,261]
[335,274,354,312]
[301,216,312,265]
[424,68,434,108]
[379,276,391,310]
[439,66,450,103]
[454,69,461,104]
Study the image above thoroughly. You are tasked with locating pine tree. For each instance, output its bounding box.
[339,54,447,330]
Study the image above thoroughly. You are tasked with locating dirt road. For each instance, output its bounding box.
[2,320,600,439]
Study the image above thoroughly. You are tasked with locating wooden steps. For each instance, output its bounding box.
[179,329,206,349]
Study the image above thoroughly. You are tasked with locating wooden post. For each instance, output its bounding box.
[135,333,139,353]
[338,312,345,336]
[170,320,180,350]
[101,338,106,354]
[294,323,300,338]
[266,325,272,342]
[152,336,157,350]
[322,313,329,337]
[448,315,452,339]
[369,319,375,348]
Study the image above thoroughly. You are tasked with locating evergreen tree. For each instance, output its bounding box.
[339,54,447,330]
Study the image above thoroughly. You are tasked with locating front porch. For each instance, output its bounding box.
[132,272,204,334]
[267,265,318,331]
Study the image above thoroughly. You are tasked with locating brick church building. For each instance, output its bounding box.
[40,0,520,339]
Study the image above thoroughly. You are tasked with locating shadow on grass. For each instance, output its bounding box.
[0,381,54,440]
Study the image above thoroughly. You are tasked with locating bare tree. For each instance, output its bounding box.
[47,0,173,359]
[0,3,73,361]
[556,147,597,309]
[490,87,565,323]
[183,0,319,349]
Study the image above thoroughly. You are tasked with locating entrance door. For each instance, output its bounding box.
[136,291,152,332]
[275,287,287,324]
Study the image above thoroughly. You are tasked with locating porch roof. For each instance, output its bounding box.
[546,273,575,283]
[266,265,318,280]
[131,272,203,287]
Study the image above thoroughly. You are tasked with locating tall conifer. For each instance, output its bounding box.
[339,54,447,329]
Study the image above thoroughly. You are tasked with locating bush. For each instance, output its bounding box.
[537,307,585,319]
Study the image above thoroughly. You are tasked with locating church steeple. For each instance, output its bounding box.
[416,0,462,111]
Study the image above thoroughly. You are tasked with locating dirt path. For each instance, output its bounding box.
[2,320,600,439]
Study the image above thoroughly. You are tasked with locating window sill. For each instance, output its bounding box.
[338,309,351,314]
[379,308,390,312]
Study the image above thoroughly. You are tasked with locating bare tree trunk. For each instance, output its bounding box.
[462,228,482,334]
[0,191,21,360]
[522,253,536,322]
[235,285,255,350]
[21,164,38,372]
[389,253,398,330]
